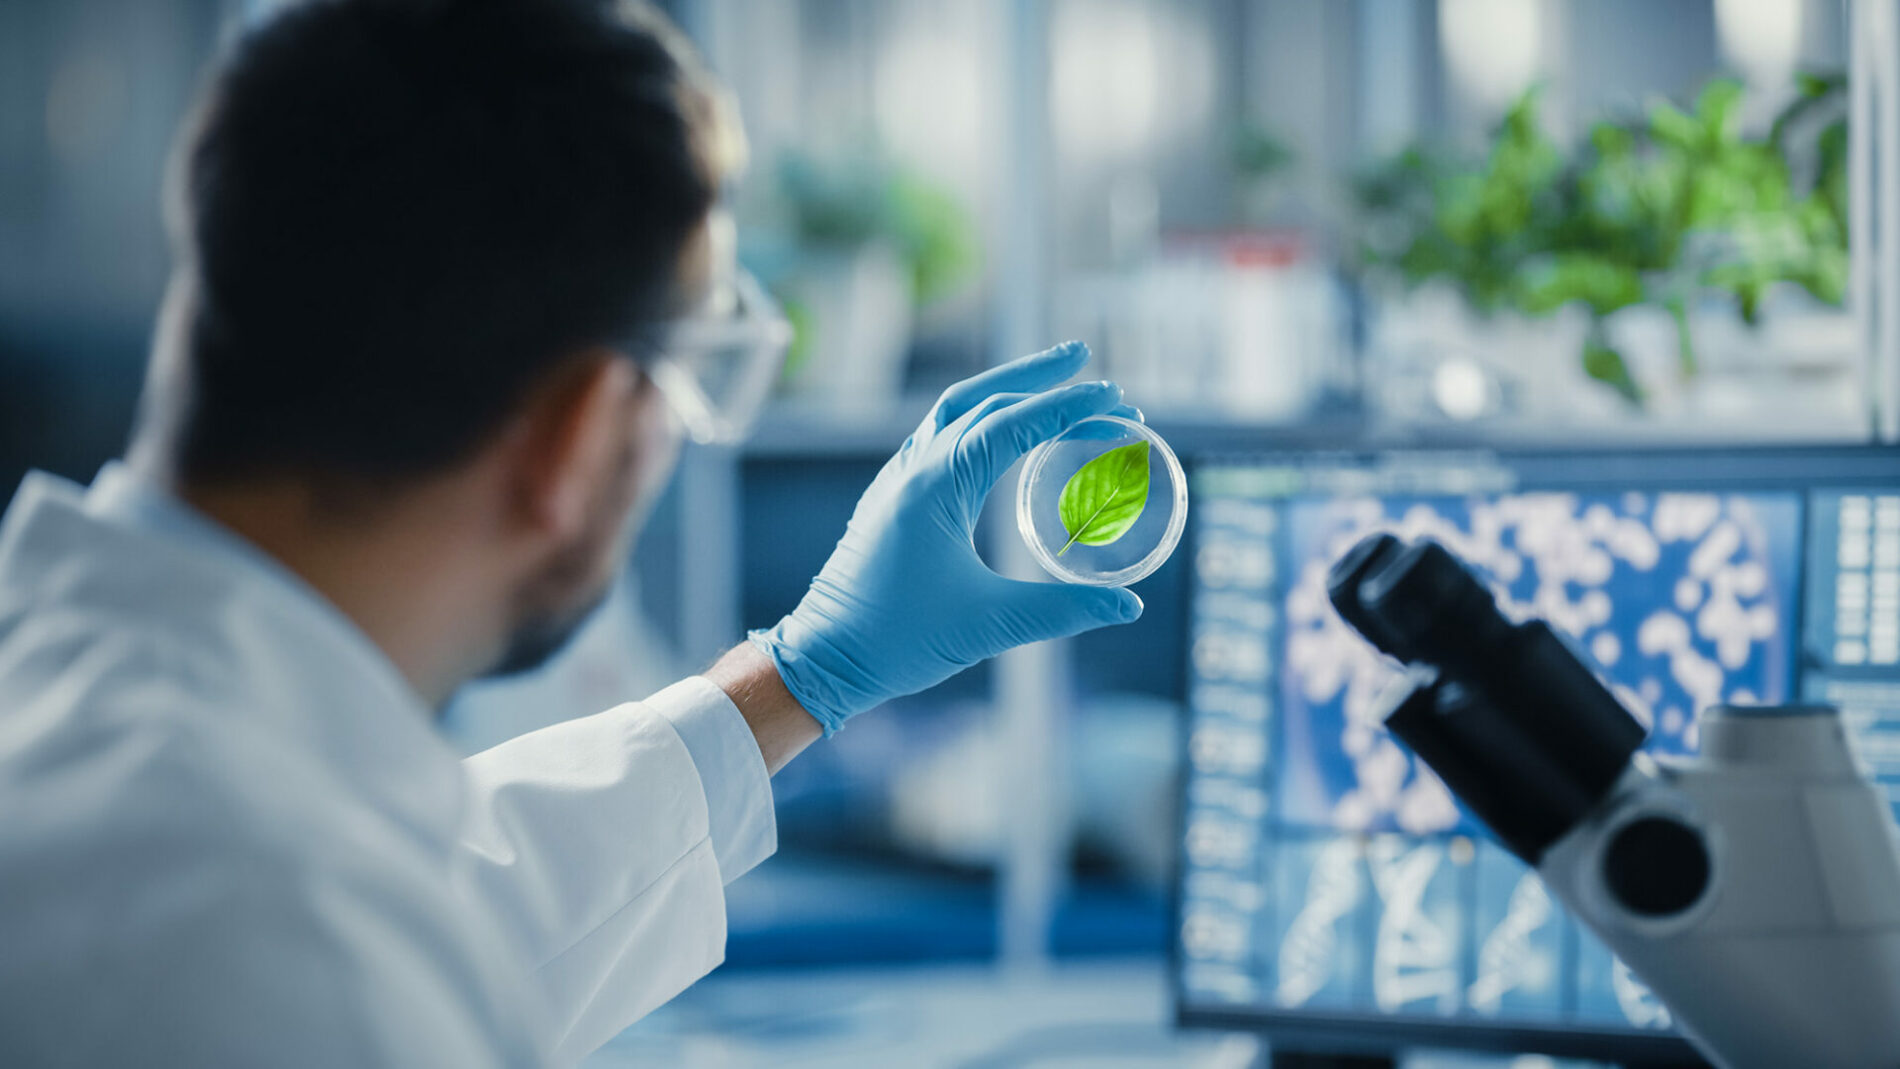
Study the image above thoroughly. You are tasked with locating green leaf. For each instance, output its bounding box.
[1695,79,1746,144]
[1649,101,1702,150]
[1057,441,1151,556]
[1517,253,1644,316]
[1582,335,1644,405]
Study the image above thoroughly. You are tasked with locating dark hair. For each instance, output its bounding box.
[157,0,733,484]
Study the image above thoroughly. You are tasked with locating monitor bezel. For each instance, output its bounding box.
[1167,440,1900,1062]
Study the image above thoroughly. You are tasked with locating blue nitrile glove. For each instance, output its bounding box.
[749,341,1146,735]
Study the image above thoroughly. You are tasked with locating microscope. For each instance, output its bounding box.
[1326,533,1900,1069]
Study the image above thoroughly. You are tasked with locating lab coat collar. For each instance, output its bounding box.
[0,465,465,851]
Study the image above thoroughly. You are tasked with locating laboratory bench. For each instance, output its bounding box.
[588,956,1619,1069]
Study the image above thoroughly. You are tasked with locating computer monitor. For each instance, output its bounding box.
[1170,444,1900,1063]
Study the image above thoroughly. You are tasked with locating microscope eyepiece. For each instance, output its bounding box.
[1355,540,1512,673]
[1324,532,1406,658]
[1327,533,1647,864]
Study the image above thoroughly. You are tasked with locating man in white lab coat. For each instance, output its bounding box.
[0,1,1143,1065]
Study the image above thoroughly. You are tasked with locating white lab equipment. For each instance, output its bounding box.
[1540,708,1900,1066]
[1329,533,1900,1069]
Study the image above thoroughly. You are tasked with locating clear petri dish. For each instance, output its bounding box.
[1016,416,1188,587]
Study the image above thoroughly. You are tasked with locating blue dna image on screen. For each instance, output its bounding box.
[1178,481,1808,1034]
[1278,492,1803,836]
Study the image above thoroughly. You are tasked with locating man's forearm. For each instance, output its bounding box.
[704,642,822,775]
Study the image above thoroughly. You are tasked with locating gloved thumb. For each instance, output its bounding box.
[1003,581,1144,646]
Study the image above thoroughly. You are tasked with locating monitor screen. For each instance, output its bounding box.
[1171,446,1900,1059]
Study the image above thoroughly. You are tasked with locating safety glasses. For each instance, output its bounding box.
[631,267,793,445]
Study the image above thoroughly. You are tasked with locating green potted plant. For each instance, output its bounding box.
[1355,75,1848,414]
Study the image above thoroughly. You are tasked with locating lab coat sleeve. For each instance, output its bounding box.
[650,676,778,881]
[457,677,777,1062]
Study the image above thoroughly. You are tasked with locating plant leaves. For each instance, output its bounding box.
[1516,253,1644,316]
[1351,71,1851,410]
[1582,335,1644,405]
[1057,441,1150,556]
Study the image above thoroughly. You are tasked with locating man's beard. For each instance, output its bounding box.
[481,471,635,681]
[482,581,613,679]
[479,413,662,681]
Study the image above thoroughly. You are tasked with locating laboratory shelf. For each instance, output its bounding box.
[740,400,1370,460]
[740,397,1876,462]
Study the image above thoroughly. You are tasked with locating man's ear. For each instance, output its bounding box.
[510,351,640,538]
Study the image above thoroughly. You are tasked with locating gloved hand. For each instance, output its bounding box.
[749,341,1145,736]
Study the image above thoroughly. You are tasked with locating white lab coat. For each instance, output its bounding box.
[0,466,776,1066]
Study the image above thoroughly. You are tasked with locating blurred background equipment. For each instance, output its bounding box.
[1319,532,1900,1069]
[6,0,1900,1065]
[1177,444,1900,1063]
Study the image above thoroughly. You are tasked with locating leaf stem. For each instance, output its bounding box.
[1666,294,1696,379]
[1059,491,1122,556]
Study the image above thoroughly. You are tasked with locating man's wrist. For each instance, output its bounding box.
[704,642,823,775]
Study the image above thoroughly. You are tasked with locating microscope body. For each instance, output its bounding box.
[1332,534,1900,1069]
[1538,707,1900,1067]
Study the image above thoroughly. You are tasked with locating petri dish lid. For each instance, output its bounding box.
[1016,416,1188,587]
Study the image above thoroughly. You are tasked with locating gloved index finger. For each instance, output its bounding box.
[951,379,1123,511]
[928,340,1090,432]
[1064,403,1144,440]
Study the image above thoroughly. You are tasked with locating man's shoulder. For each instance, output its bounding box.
[0,633,526,1066]
[0,484,259,749]
[0,619,337,858]
[0,588,268,789]
[0,477,539,1066]
[0,637,354,967]
[0,709,528,1068]
[0,495,466,874]
[0,581,392,872]
[0,467,329,727]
